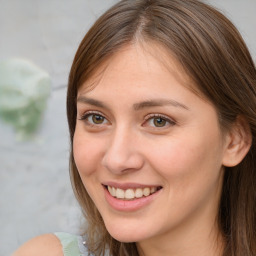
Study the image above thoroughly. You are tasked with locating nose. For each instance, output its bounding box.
[101,127,144,175]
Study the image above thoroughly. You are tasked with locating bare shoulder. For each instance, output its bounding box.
[12,233,63,256]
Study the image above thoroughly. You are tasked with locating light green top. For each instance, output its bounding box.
[54,232,89,256]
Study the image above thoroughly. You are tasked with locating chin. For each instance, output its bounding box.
[109,231,141,243]
[104,220,150,243]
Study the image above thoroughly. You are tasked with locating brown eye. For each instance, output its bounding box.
[79,112,108,126]
[153,117,167,127]
[143,114,176,129]
[92,114,105,124]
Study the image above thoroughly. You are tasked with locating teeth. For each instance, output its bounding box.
[143,187,150,196]
[125,189,135,199]
[112,187,116,196]
[135,188,143,198]
[107,186,159,200]
[151,187,157,193]
[116,188,125,199]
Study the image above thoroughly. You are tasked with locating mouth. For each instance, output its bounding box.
[104,185,162,201]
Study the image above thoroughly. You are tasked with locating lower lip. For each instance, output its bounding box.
[104,187,161,212]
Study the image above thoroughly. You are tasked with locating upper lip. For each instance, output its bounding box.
[102,182,162,190]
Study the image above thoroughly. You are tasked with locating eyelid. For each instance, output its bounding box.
[78,110,106,120]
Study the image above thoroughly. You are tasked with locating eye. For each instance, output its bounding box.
[89,114,106,124]
[144,114,175,128]
[79,111,108,126]
[151,117,167,127]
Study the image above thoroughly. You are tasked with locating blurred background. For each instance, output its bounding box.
[0,0,255,255]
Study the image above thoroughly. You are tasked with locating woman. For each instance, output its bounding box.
[14,0,256,255]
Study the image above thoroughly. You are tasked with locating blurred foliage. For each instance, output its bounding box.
[0,59,51,140]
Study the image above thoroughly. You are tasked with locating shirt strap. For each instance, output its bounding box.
[54,232,88,256]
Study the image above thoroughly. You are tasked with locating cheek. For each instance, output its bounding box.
[73,131,106,202]
[147,132,224,221]
[148,129,223,184]
[73,131,103,176]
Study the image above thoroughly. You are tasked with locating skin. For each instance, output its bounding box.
[73,43,232,256]
[12,234,62,256]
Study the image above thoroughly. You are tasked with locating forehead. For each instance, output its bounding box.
[77,42,198,96]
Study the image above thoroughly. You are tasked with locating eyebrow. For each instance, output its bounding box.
[133,99,189,111]
[77,96,189,111]
[77,96,108,109]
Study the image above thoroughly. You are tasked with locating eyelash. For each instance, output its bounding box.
[78,111,176,128]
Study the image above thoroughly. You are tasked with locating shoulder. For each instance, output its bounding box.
[12,233,63,256]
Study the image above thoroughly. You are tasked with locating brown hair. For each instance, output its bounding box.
[67,0,256,255]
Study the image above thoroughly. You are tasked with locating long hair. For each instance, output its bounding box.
[66,0,256,255]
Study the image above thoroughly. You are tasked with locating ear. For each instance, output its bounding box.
[222,116,252,167]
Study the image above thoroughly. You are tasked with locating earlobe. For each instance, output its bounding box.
[222,116,252,167]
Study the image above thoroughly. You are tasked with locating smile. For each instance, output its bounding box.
[107,185,161,200]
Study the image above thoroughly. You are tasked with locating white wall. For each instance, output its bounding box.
[0,1,255,255]
[205,0,256,59]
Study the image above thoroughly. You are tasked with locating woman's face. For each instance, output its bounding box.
[73,44,229,245]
